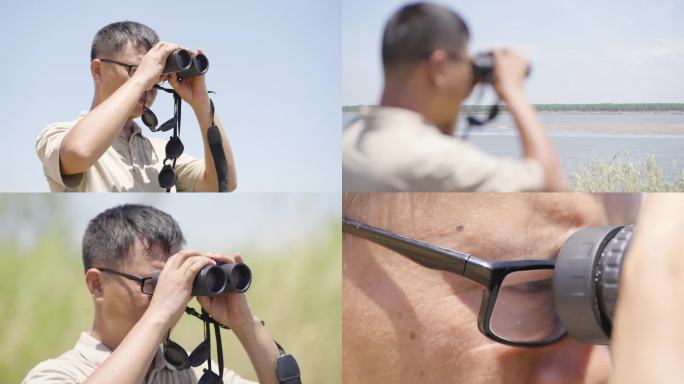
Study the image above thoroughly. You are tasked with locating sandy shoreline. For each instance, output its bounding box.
[488,123,684,135]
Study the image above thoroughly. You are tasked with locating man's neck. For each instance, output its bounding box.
[90,315,120,351]
[380,82,456,135]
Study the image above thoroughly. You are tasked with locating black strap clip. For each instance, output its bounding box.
[275,341,302,384]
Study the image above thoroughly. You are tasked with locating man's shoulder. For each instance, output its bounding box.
[22,348,93,384]
[37,113,88,139]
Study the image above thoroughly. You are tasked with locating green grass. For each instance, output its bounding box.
[0,221,341,383]
[570,154,684,192]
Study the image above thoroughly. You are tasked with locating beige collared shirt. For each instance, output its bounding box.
[36,112,205,192]
[21,332,256,384]
[342,106,545,192]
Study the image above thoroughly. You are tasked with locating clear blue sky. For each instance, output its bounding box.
[0,0,340,192]
[343,0,684,105]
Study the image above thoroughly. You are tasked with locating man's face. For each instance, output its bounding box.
[425,48,475,133]
[93,40,158,120]
[343,193,640,384]
[98,240,168,341]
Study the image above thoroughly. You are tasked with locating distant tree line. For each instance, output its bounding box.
[343,104,684,113]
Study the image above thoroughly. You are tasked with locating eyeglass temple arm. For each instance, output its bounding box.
[342,218,492,284]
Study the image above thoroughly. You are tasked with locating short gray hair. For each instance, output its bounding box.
[82,204,185,270]
[90,21,159,60]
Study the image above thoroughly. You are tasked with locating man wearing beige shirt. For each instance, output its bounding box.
[36,21,237,192]
[22,205,282,384]
[342,2,565,192]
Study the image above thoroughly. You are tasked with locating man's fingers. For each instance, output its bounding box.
[205,252,236,264]
[167,249,203,269]
[196,295,211,309]
[181,255,216,281]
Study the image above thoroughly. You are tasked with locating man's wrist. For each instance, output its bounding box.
[139,310,171,343]
[191,98,211,115]
[191,98,213,127]
[499,85,525,105]
[230,315,263,336]
[127,74,151,95]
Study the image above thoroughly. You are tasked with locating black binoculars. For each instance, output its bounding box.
[553,225,635,344]
[163,49,209,79]
[151,262,252,296]
[471,51,531,84]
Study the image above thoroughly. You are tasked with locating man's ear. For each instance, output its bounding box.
[425,49,450,88]
[85,268,105,299]
[91,59,102,83]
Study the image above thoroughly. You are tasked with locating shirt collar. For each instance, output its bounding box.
[360,106,439,132]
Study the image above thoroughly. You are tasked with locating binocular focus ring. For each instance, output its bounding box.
[553,225,626,345]
[597,225,634,322]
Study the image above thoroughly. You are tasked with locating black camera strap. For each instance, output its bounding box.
[206,99,229,192]
[462,84,500,140]
[183,306,302,383]
[275,341,302,384]
[146,85,229,193]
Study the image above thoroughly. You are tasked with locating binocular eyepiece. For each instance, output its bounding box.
[553,225,635,344]
[151,262,252,297]
[471,51,531,84]
[163,49,209,79]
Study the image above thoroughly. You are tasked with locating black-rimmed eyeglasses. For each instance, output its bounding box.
[342,217,566,347]
[99,59,138,77]
[98,268,155,295]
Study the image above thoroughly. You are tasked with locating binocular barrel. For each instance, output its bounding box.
[151,262,252,297]
[163,49,209,79]
[553,225,635,344]
[471,51,531,84]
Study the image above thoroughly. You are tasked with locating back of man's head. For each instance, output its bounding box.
[82,204,185,271]
[382,2,470,71]
[90,21,159,60]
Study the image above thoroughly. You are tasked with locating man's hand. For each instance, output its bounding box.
[491,48,529,103]
[132,41,182,91]
[196,252,255,330]
[167,48,211,111]
[146,249,217,329]
[197,252,281,384]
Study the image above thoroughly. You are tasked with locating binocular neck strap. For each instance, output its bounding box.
[203,310,212,373]
[214,321,224,378]
[463,84,500,140]
[206,97,230,193]
[164,92,182,192]
[185,306,299,384]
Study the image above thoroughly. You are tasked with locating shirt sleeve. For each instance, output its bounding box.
[35,123,85,191]
[21,361,80,384]
[174,153,205,192]
[400,135,545,192]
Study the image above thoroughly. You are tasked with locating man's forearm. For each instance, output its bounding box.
[84,311,167,384]
[192,101,237,192]
[506,93,566,191]
[61,77,147,175]
[233,318,280,384]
